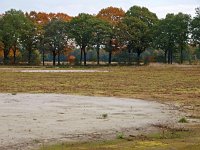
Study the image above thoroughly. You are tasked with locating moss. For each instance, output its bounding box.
[135,141,168,148]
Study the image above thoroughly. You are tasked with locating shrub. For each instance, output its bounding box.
[31,50,41,65]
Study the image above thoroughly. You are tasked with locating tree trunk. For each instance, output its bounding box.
[83,47,87,66]
[199,43,200,53]
[164,50,167,64]
[42,49,45,66]
[40,39,45,66]
[170,49,173,64]
[3,47,10,65]
[80,47,83,65]
[167,50,170,64]
[53,50,56,66]
[97,44,100,65]
[13,44,17,65]
[168,49,171,64]
[28,49,32,65]
[137,51,141,66]
[128,48,131,64]
[180,45,183,64]
[58,50,60,66]
[13,49,16,65]
[108,51,112,65]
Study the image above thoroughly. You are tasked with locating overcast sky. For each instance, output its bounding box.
[0,0,199,18]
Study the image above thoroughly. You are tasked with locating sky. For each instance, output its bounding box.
[0,0,199,18]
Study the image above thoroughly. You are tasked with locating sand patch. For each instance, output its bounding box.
[0,94,181,149]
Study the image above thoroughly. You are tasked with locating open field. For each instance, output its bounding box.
[0,64,200,149]
[0,65,200,117]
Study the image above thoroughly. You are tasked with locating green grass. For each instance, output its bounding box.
[116,133,124,139]
[178,117,188,123]
[40,140,168,150]
[40,129,200,150]
[0,65,200,149]
[102,113,108,119]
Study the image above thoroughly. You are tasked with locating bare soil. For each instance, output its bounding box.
[19,70,109,73]
[0,94,182,150]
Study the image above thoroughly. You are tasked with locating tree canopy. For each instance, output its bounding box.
[122,6,158,64]
[44,19,69,66]
[0,6,199,65]
[0,9,34,64]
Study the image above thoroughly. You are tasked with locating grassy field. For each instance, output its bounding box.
[0,64,200,149]
[40,129,200,150]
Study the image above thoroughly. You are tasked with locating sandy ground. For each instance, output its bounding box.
[20,70,109,73]
[0,94,181,150]
[0,68,109,73]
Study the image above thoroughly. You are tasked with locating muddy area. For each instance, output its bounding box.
[0,94,181,150]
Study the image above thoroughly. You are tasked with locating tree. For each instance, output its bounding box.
[69,13,95,65]
[97,7,125,64]
[153,13,190,64]
[124,6,158,65]
[153,14,178,64]
[97,6,125,25]
[44,19,69,66]
[26,11,72,66]
[49,13,72,22]
[21,18,38,65]
[0,9,31,64]
[28,11,50,26]
[91,17,112,64]
[174,13,191,64]
[191,7,200,52]
[26,12,48,66]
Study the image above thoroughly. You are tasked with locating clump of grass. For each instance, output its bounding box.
[116,133,124,139]
[178,117,188,123]
[102,113,108,119]
[33,139,40,143]
[11,93,17,95]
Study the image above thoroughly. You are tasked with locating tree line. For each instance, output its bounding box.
[0,6,199,66]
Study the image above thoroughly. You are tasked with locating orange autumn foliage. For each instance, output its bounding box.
[0,42,4,59]
[0,47,21,63]
[9,48,21,58]
[67,55,76,64]
[27,11,72,26]
[49,13,72,22]
[27,11,49,25]
[97,7,125,24]
[63,44,76,64]
[0,50,3,59]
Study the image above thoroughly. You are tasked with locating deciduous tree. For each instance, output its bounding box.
[69,13,95,65]
[97,6,125,24]
[0,9,32,64]
[44,19,69,66]
[21,18,38,64]
[124,6,158,65]
[174,13,191,64]
[191,7,200,51]
[153,14,177,64]
[91,17,112,64]
[97,7,125,64]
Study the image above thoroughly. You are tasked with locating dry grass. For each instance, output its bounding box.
[0,65,200,116]
[40,128,200,150]
[1,64,200,150]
